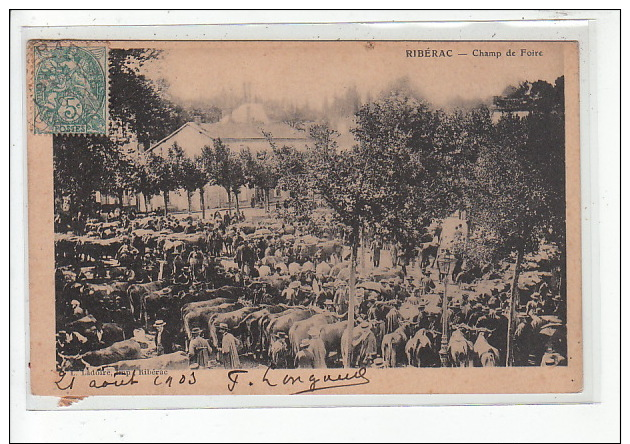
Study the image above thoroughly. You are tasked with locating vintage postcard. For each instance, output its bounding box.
[26,39,582,399]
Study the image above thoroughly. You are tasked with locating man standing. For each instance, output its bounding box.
[295,339,316,368]
[188,246,204,282]
[371,238,382,268]
[153,320,173,356]
[419,271,435,295]
[217,323,241,369]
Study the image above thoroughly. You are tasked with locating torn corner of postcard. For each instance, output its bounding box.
[25,39,583,400]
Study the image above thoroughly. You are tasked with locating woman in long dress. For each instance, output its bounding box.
[217,323,241,369]
[188,328,211,368]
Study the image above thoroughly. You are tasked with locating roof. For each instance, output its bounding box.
[199,120,308,141]
[148,122,215,153]
[149,103,310,155]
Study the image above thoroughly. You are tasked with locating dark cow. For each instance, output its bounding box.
[208,306,260,349]
[128,281,168,320]
[182,301,243,341]
[382,322,415,368]
[405,328,440,367]
[419,242,439,269]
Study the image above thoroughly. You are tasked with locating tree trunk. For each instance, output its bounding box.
[162,190,169,216]
[142,192,150,213]
[265,188,270,213]
[199,187,206,220]
[506,247,523,367]
[360,227,366,271]
[118,190,124,207]
[225,188,231,212]
[187,190,192,214]
[234,191,241,214]
[343,227,359,368]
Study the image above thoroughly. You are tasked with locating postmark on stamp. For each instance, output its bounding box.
[32,42,107,135]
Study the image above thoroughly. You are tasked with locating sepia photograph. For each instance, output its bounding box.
[48,41,573,375]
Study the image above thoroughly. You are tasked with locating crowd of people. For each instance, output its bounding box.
[54,206,568,372]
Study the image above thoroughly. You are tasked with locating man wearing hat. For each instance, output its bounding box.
[153,320,174,356]
[350,320,378,368]
[269,331,290,368]
[385,303,402,335]
[188,327,212,368]
[295,339,316,369]
[70,299,86,319]
[371,357,385,369]
[308,327,327,369]
[217,323,241,369]
[419,271,435,295]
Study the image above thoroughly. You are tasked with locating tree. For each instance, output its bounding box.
[133,149,162,213]
[272,144,314,224]
[230,150,247,215]
[302,94,457,367]
[240,148,280,212]
[98,146,142,207]
[464,77,567,366]
[200,139,246,214]
[54,49,183,222]
[194,156,210,219]
[180,154,208,216]
[108,49,181,149]
[349,94,456,252]
[146,144,185,216]
[53,135,116,218]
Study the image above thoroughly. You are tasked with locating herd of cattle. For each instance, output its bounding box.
[54,211,568,372]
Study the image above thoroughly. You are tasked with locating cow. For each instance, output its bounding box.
[95,322,126,348]
[182,301,243,341]
[288,312,338,357]
[60,339,142,371]
[237,305,287,358]
[127,281,168,320]
[399,303,422,324]
[447,326,474,367]
[473,330,500,367]
[318,321,348,365]
[257,308,300,356]
[382,322,415,368]
[208,306,260,349]
[98,351,189,371]
[405,328,440,367]
[264,308,317,352]
[419,242,439,269]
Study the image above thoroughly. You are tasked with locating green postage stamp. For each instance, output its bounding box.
[32,42,107,134]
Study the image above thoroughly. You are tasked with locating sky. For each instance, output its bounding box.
[143,41,570,111]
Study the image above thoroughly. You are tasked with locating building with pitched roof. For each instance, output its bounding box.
[144,103,311,214]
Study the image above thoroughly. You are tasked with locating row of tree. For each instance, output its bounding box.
[54,49,283,219]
